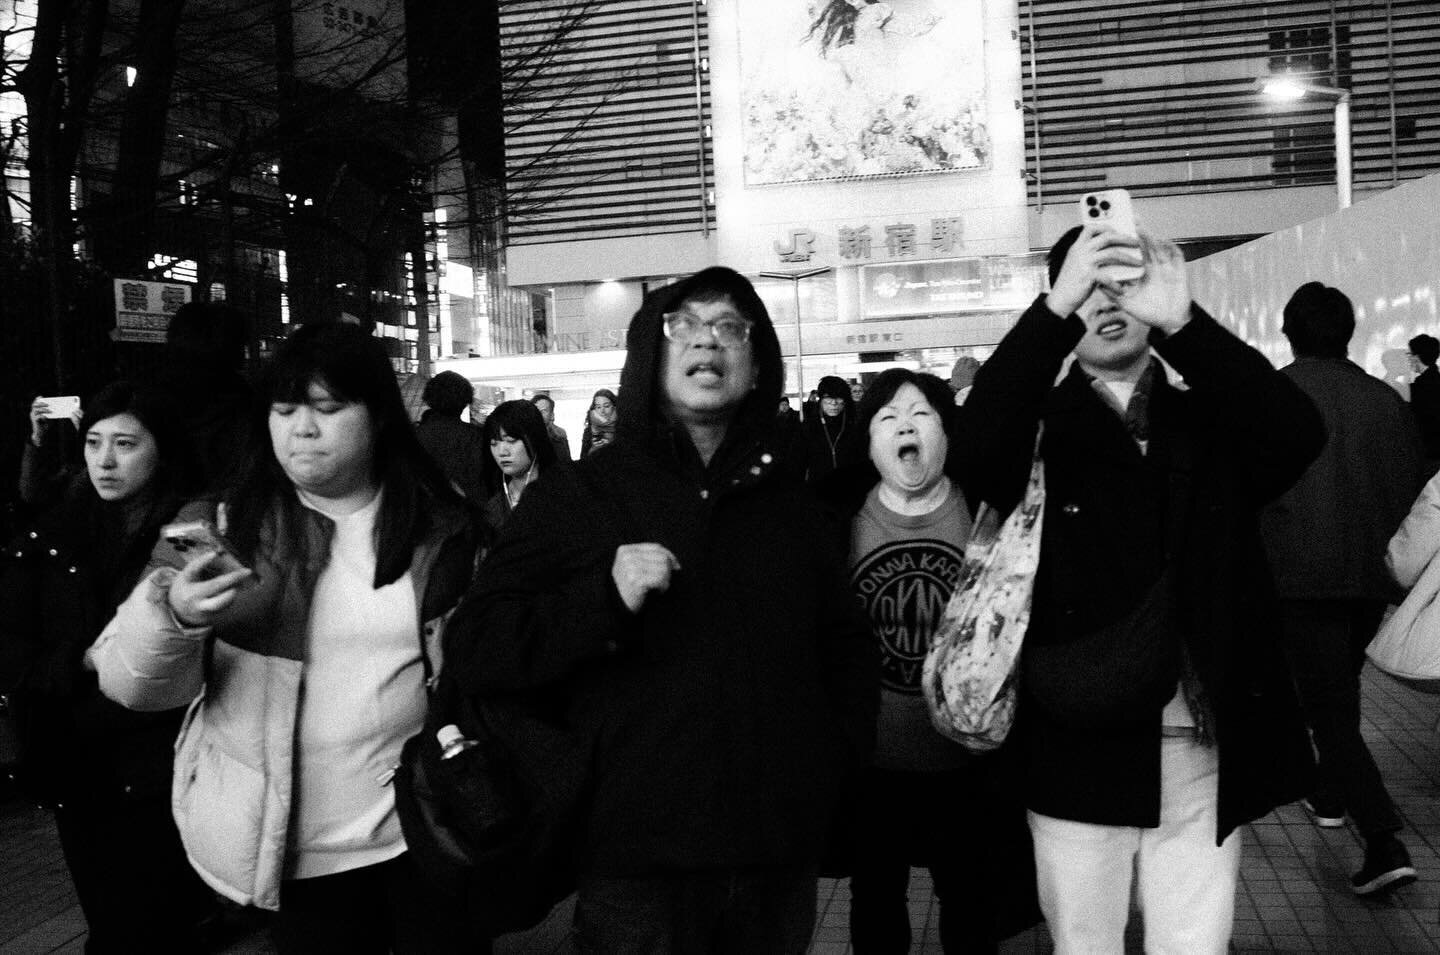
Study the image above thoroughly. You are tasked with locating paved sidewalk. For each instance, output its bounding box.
[4,667,1438,953]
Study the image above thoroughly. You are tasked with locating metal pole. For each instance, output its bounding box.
[1335,92,1352,209]
[760,266,831,402]
[791,280,805,397]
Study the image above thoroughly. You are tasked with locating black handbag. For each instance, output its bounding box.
[394,683,588,937]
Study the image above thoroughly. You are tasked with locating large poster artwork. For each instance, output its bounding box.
[739,0,991,186]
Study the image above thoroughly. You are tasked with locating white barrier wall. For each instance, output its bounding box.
[1189,173,1440,378]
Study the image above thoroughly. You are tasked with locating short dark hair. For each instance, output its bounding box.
[1410,334,1440,368]
[1282,281,1355,358]
[531,393,554,412]
[482,399,557,491]
[81,380,198,497]
[423,371,474,416]
[855,368,957,441]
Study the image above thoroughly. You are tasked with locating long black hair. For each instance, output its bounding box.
[224,323,463,588]
[481,399,557,495]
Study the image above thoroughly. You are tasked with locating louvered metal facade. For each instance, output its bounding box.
[500,0,713,247]
[1018,0,1440,208]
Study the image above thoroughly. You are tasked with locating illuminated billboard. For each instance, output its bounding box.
[737,0,991,186]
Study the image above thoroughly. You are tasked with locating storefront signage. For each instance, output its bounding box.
[113,278,192,343]
[861,254,1045,319]
[773,216,966,267]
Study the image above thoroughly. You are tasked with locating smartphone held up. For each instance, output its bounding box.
[1078,189,1145,283]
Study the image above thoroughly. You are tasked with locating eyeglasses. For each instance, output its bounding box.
[662,311,753,347]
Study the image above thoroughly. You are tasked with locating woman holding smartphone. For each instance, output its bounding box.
[89,324,488,954]
[2,381,216,952]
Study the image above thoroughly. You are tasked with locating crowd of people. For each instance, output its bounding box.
[2,221,1438,954]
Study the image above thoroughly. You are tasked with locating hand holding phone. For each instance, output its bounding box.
[30,396,82,445]
[161,520,251,577]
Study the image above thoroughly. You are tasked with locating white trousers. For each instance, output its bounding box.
[1027,738,1242,955]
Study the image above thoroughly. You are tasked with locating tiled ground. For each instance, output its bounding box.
[4,667,1438,953]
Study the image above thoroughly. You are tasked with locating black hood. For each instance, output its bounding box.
[617,267,784,455]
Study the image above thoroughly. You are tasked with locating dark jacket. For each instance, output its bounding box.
[446,266,878,877]
[1260,357,1426,601]
[417,411,490,504]
[957,296,1325,842]
[0,489,187,804]
[1409,365,1440,461]
[801,400,864,482]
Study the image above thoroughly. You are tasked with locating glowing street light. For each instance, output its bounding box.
[1258,76,1352,210]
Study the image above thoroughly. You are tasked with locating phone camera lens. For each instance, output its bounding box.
[1099,201,1110,211]
[1085,196,1097,206]
[1087,208,1099,218]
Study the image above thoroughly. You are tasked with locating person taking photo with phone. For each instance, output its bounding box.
[2,381,218,952]
[88,324,489,955]
[955,220,1324,953]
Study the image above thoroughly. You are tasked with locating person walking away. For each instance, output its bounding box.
[1260,282,1425,895]
[803,375,863,481]
[957,224,1324,953]
[531,393,573,463]
[2,382,216,952]
[482,399,558,532]
[89,324,488,955]
[579,389,618,458]
[444,266,878,953]
[832,368,1037,953]
[1407,333,1440,470]
[416,370,489,505]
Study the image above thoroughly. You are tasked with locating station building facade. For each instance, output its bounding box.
[439,0,1440,425]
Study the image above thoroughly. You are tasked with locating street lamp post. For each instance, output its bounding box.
[759,266,832,399]
[1259,76,1353,210]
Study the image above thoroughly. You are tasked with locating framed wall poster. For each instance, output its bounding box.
[738,0,991,186]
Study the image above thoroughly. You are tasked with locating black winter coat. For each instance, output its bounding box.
[445,267,878,877]
[957,296,1325,841]
[0,493,187,804]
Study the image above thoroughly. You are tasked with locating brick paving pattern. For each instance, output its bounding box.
[4,667,1438,953]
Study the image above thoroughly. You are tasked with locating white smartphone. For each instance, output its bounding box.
[38,396,81,420]
[1078,189,1144,282]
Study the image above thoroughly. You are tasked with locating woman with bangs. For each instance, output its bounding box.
[481,399,558,532]
[89,323,488,954]
[825,367,1037,954]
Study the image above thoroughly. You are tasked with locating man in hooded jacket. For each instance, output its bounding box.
[802,374,863,482]
[445,266,878,952]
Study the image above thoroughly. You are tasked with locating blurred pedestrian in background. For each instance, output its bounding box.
[580,388,618,458]
[803,375,862,482]
[531,393,572,463]
[1407,333,1440,468]
[416,370,489,505]
[482,399,557,532]
[1261,282,1424,896]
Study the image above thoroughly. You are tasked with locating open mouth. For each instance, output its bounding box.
[897,441,920,463]
[687,362,723,381]
[1095,318,1127,339]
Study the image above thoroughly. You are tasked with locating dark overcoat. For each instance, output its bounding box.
[956,297,1325,841]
